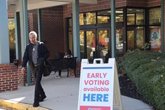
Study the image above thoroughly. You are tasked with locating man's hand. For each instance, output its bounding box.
[21,67,26,73]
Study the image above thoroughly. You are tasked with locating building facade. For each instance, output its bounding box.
[0,0,164,92]
[8,0,164,62]
[63,0,164,60]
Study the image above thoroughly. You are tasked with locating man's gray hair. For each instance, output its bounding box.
[29,31,37,38]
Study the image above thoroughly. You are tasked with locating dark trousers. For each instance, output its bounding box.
[31,64,46,103]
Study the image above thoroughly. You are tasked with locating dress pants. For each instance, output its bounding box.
[31,64,46,103]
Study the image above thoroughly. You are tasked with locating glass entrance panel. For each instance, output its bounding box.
[136,27,144,49]
[127,30,135,50]
[80,30,85,58]
[9,19,16,63]
[98,29,109,60]
[149,8,161,25]
[116,29,123,53]
[127,13,135,25]
[80,30,96,59]
[86,12,96,25]
[86,30,96,59]
[79,13,84,25]
[97,10,110,24]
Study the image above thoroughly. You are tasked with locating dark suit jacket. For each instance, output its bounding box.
[22,41,49,67]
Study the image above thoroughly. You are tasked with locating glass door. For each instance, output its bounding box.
[80,30,96,59]
[127,29,135,50]
[136,27,144,49]
[86,30,96,59]
[80,30,85,58]
[97,29,110,61]
[116,28,124,54]
[127,27,145,50]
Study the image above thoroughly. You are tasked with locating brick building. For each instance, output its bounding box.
[8,0,164,61]
[0,0,164,91]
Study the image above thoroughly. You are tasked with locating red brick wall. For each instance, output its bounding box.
[0,64,18,92]
[40,6,65,59]
[28,10,39,35]
[28,13,34,32]
[147,0,160,7]
[126,0,147,7]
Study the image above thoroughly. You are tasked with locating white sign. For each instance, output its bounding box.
[78,58,123,110]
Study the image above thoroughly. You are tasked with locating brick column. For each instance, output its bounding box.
[17,66,26,86]
[0,64,18,92]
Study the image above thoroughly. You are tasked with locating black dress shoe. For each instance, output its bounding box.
[39,95,46,102]
[33,102,39,107]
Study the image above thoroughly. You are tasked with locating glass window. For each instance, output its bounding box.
[80,30,85,46]
[127,9,135,25]
[136,13,144,25]
[116,29,123,52]
[80,30,85,58]
[127,30,135,50]
[127,8,144,25]
[98,30,109,49]
[8,19,16,63]
[68,28,73,52]
[97,10,110,24]
[149,8,161,25]
[98,29,109,59]
[150,26,161,51]
[68,18,73,51]
[136,27,144,48]
[86,30,96,58]
[86,12,96,25]
[79,13,84,25]
[127,13,135,25]
[97,9,123,24]
[69,18,72,27]
[116,9,123,23]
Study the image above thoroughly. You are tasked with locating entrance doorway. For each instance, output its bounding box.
[97,29,110,61]
[80,28,110,60]
[79,28,125,60]
[80,30,96,59]
[127,27,144,50]
[116,28,124,54]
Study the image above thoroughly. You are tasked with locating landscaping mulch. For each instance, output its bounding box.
[119,74,143,100]
[118,74,158,110]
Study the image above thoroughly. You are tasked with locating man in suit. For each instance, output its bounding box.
[22,31,49,107]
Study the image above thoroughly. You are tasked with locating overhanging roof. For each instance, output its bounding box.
[8,0,97,12]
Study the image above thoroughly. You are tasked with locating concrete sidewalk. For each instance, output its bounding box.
[0,72,153,110]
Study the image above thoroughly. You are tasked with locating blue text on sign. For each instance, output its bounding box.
[83,93,109,102]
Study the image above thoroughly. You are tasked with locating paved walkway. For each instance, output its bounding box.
[0,72,153,110]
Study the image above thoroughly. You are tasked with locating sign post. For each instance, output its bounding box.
[78,58,123,110]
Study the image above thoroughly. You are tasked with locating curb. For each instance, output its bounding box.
[0,99,49,110]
